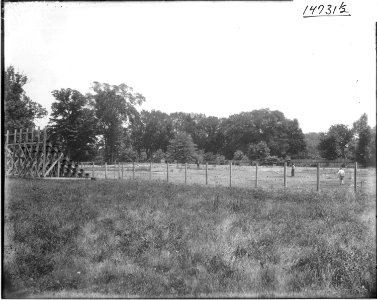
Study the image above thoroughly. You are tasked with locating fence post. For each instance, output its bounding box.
[185,163,187,184]
[229,161,232,187]
[118,162,121,179]
[316,163,320,191]
[167,162,169,183]
[150,162,152,181]
[255,163,258,188]
[92,162,95,178]
[354,162,357,192]
[121,163,124,179]
[105,163,107,179]
[57,160,61,178]
[133,162,135,180]
[206,162,208,185]
[284,162,287,188]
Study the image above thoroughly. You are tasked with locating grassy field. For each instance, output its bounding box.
[84,163,376,193]
[3,177,376,298]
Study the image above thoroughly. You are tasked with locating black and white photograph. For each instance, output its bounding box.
[2,0,376,298]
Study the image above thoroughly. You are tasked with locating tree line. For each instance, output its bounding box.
[4,66,376,166]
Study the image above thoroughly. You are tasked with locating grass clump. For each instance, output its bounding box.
[3,178,376,298]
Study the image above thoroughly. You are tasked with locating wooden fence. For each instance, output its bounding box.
[80,161,363,192]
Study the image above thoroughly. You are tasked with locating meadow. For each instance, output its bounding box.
[3,176,376,298]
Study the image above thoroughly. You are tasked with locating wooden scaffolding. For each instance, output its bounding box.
[5,127,86,178]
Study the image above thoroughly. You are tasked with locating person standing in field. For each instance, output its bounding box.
[337,167,345,185]
[291,163,295,177]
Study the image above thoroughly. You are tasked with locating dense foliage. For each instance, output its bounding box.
[6,65,374,166]
[88,82,145,163]
[166,132,198,163]
[4,66,47,131]
[47,89,309,163]
[48,89,98,161]
[317,114,375,166]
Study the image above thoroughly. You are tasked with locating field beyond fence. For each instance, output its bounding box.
[79,162,375,194]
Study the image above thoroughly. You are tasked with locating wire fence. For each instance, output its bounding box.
[77,162,375,193]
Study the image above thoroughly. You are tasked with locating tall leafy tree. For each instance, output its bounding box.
[48,88,98,161]
[353,114,373,165]
[169,112,224,154]
[197,116,223,153]
[128,114,145,159]
[286,119,307,157]
[318,124,353,160]
[166,132,198,163]
[141,110,174,158]
[220,109,306,159]
[89,82,145,163]
[4,66,47,131]
[369,126,376,166]
[220,112,259,158]
[304,132,322,159]
[318,134,338,160]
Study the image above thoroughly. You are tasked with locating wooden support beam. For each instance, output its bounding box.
[18,129,22,177]
[44,153,64,177]
[42,128,47,177]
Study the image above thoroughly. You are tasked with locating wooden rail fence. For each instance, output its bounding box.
[81,161,361,192]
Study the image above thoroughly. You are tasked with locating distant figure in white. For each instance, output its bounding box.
[337,167,345,185]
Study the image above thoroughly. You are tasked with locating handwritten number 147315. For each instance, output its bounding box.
[303,2,350,18]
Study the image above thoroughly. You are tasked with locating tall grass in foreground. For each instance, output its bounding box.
[3,178,376,298]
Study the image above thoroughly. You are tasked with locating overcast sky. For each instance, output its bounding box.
[4,1,376,133]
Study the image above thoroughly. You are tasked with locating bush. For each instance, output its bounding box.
[261,156,283,166]
[233,150,244,161]
[151,149,166,163]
